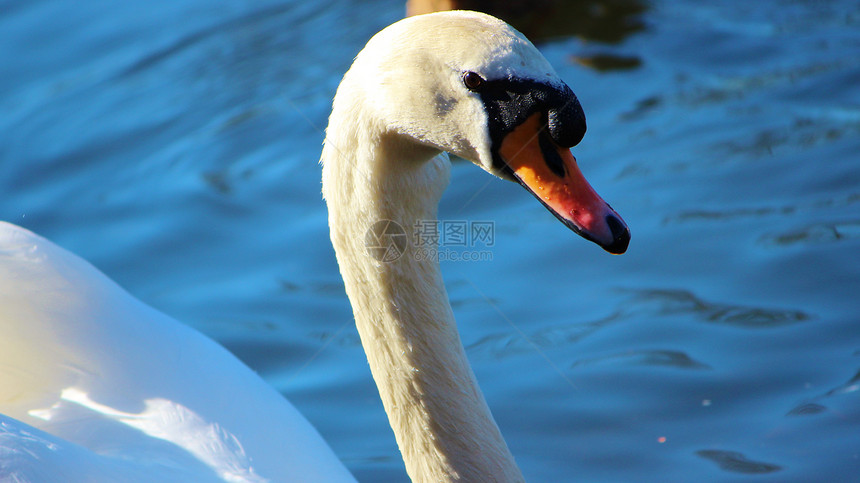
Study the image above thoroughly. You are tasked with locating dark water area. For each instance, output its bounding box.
[2,0,859,481]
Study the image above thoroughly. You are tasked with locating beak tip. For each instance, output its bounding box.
[602,213,630,255]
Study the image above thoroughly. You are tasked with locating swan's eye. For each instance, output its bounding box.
[462,71,485,91]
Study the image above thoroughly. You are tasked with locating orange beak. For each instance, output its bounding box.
[499,114,630,254]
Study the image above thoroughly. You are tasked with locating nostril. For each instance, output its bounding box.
[604,213,630,254]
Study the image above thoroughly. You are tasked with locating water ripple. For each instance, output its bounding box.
[786,402,827,416]
[117,2,312,78]
[696,449,782,474]
[678,60,853,109]
[466,314,616,360]
[826,369,860,398]
[760,220,860,247]
[785,367,860,416]
[278,278,345,297]
[571,349,710,370]
[714,115,860,159]
[619,288,811,328]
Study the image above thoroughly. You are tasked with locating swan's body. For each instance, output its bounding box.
[1,11,628,482]
[0,222,354,482]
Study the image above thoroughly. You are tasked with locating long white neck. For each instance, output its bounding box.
[321,93,524,482]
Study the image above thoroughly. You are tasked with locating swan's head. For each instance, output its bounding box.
[333,11,630,254]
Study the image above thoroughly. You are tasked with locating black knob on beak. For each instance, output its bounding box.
[547,84,586,148]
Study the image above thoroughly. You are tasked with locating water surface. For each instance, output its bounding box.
[2,0,859,481]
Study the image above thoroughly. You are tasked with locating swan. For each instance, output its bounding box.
[0,10,629,483]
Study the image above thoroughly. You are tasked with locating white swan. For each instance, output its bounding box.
[0,11,628,483]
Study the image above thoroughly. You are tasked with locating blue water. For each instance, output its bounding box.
[2,0,859,481]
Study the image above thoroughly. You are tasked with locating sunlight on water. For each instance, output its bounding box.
[2,0,859,481]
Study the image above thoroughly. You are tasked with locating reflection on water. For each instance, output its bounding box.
[407,0,647,42]
[569,52,642,71]
[407,0,648,71]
